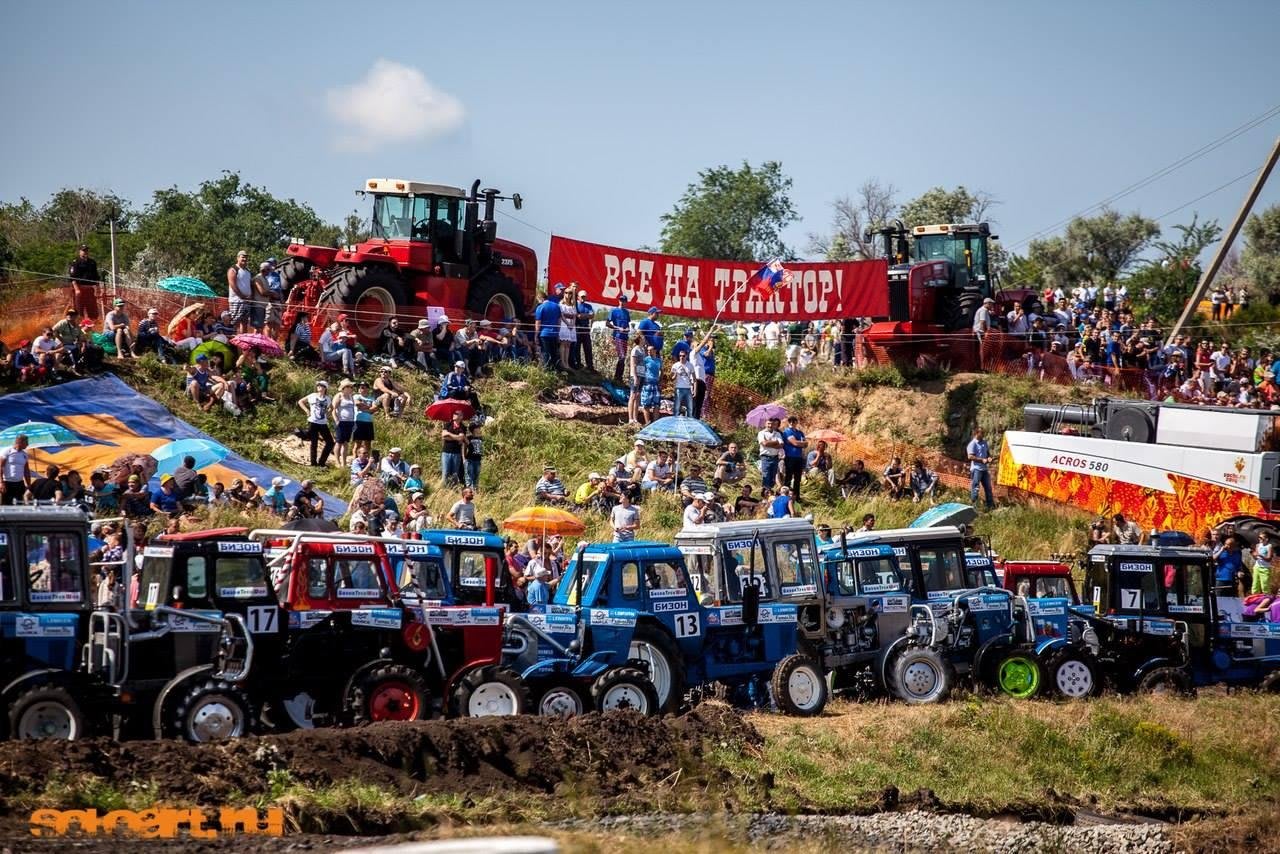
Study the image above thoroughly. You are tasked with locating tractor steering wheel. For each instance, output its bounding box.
[412,219,431,240]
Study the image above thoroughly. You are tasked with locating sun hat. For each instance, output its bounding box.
[417,319,431,329]
[271,476,289,488]
[454,360,466,368]
[389,447,402,454]
[339,379,354,388]
[412,492,424,500]
[113,298,125,306]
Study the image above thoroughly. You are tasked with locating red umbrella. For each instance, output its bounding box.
[425,399,475,422]
[230,333,284,357]
[808,428,848,444]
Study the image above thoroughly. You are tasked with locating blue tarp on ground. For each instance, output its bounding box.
[0,374,346,518]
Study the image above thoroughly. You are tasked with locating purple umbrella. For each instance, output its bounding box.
[745,402,788,428]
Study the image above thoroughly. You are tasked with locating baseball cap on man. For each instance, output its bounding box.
[647,306,661,314]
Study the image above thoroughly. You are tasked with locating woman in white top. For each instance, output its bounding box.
[558,285,578,370]
[296,380,335,467]
[330,379,359,469]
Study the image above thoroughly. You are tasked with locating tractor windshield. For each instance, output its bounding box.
[839,557,900,595]
[370,194,431,241]
[913,233,986,275]
[557,553,607,606]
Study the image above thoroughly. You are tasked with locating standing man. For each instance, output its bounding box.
[973,298,995,344]
[263,257,285,339]
[757,416,784,491]
[574,288,594,371]
[640,343,662,424]
[611,490,640,542]
[226,250,254,334]
[533,288,562,370]
[0,435,33,505]
[966,426,995,510]
[627,332,646,425]
[608,294,631,384]
[67,244,101,321]
[637,306,664,352]
[781,416,808,497]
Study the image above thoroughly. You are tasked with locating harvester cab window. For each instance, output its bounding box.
[25,533,83,603]
[773,540,818,591]
[917,546,965,592]
[0,533,14,603]
[371,194,416,241]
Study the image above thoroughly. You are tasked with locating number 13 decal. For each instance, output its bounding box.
[673,613,700,638]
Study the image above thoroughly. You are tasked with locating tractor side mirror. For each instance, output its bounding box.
[742,582,760,627]
[512,193,523,211]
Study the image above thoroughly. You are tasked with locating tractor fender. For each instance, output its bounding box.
[875,635,914,694]
[570,651,616,681]
[2,667,64,700]
[287,245,339,267]
[1131,657,1182,686]
[1034,638,1070,658]
[973,632,1016,679]
[341,254,402,272]
[151,664,216,739]
[520,659,572,682]
[444,655,511,699]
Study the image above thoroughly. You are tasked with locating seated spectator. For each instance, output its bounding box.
[734,483,761,518]
[624,440,650,479]
[836,460,873,499]
[149,474,183,516]
[574,472,605,510]
[682,492,711,528]
[28,464,65,502]
[12,340,41,382]
[405,492,433,532]
[135,308,166,358]
[598,474,624,511]
[374,366,411,417]
[121,475,151,517]
[187,354,215,411]
[227,478,262,510]
[293,479,324,518]
[380,447,411,488]
[350,449,377,486]
[881,456,906,499]
[767,485,795,519]
[261,476,290,516]
[318,322,356,377]
[679,463,709,506]
[909,458,939,504]
[438,360,482,412]
[287,311,317,361]
[534,465,569,505]
[88,470,118,513]
[403,463,425,493]
[642,450,676,491]
[714,442,746,483]
[103,298,135,360]
[805,440,835,485]
[378,317,415,365]
[51,308,88,373]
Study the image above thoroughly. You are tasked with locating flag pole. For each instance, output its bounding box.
[700,258,778,345]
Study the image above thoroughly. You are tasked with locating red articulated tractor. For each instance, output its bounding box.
[280,179,538,342]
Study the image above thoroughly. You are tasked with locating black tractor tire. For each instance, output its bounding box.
[1229,518,1278,548]
[278,256,316,290]
[890,647,955,705]
[329,265,407,341]
[591,666,660,715]
[347,664,431,724]
[465,271,526,324]
[1047,651,1101,700]
[771,654,828,717]
[450,666,529,718]
[944,290,984,333]
[1136,666,1194,697]
[628,623,686,714]
[9,684,86,740]
[532,679,591,717]
[172,680,252,743]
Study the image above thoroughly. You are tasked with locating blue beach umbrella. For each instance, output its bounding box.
[0,421,83,449]
[636,416,722,483]
[157,276,217,299]
[150,438,229,476]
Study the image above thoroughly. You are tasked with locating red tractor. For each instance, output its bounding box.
[859,221,1041,369]
[280,179,538,342]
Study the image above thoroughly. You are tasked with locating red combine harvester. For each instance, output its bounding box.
[859,221,1040,369]
[280,179,538,342]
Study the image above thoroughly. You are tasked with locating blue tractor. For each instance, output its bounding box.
[512,538,827,716]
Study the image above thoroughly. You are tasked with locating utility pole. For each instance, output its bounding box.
[109,218,119,295]
[1168,135,1280,341]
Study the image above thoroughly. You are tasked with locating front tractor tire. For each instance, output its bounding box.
[450,666,529,717]
[347,664,430,724]
[173,680,252,743]
[890,647,955,705]
[592,666,660,715]
[328,265,407,341]
[9,684,86,740]
[944,290,984,333]
[466,272,525,324]
[771,654,828,717]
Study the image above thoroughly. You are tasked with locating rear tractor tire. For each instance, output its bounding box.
[347,664,430,724]
[328,265,407,342]
[9,684,85,741]
[465,272,525,324]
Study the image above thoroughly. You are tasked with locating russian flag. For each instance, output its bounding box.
[748,260,793,300]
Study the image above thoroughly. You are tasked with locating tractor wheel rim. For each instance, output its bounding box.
[484,293,516,324]
[190,698,242,742]
[998,658,1040,698]
[1056,660,1093,698]
[629,641,671,706]
[902,660,939,698]
[601,683,647,713]
[468,682,519,717]
[19,701,75,740]
[370,680,419,721]
[538,688,583,717]
[355,287,398,339]
[787,666,821,711]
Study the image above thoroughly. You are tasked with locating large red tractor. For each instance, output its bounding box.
[280,179,538,342]
[860,221,1041,368]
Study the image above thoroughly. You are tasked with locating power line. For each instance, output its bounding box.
[1007,102,1280,251]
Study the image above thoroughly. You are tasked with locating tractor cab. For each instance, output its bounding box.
[366,179,468,272]
[384,541,451,606]
[1003,560,1080,604]
[414,530,511,607]
[911,223,992,291]
[672,519,820,609]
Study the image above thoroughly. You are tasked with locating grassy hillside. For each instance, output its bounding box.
[107,355,1092,557]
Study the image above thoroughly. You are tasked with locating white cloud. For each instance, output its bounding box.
[325,60,465,152]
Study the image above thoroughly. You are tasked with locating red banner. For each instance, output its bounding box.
[547,236,888,321]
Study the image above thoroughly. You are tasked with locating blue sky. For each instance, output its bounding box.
[3,0,1279,270]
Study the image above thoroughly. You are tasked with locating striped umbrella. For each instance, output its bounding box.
[0,421,83,449]
[636,415,722,483]
[157,276,217,299]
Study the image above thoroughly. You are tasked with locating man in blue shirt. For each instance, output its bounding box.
[533,288,563,370]
[966,427,995,510]
[671,328,693,361]
[637,306,663,352]
[1214,535,1245,597]
[149,475,183,516]
[573,289,594,372]
[781,416,808,498]
[608,295,632,384]
[640,344,662,424]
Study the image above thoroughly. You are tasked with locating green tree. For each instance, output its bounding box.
[1115,215,1219,324]
[658,161,798,261]
[135,172,339,291]
[898,186,996,230]
[1026,208,1161,290]
[1242,204,1280,299]
[41,189,133,245]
